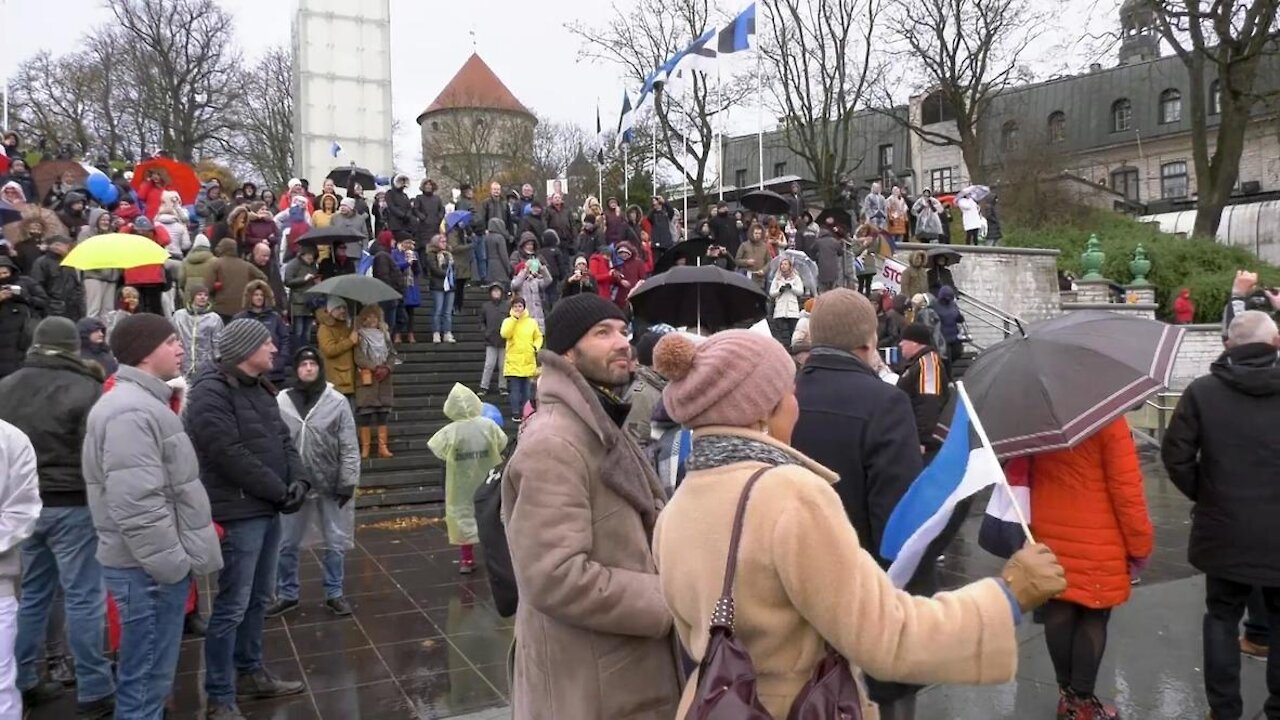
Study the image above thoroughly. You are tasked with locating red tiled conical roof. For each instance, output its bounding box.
[417,54,533,122]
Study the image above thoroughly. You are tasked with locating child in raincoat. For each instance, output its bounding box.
[428,383,509,574]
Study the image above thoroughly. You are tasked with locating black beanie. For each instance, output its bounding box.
[544,294,628,355]
[902,323,936,347]
[111,313,176,366]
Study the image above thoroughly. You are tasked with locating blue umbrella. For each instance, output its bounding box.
[0,200,20,226]
[445,210,473,231]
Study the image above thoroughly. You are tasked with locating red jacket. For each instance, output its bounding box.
[123,225,172,286]
[1172,290,1195,324]
[589,252,615,301]
[1029,417,1153,609]
[613,252,646,309]
[135,179,165,220]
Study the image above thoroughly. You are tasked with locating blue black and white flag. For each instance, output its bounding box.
[616,90,635,148]
[330,140,342,158]
[717,2,757,55]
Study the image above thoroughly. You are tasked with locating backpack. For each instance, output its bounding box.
[473,433,521,617]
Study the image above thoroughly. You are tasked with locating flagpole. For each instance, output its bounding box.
[717,64,724,201]
[624,143,629,206]
[755,22,764,190]
[955,381,1035,544]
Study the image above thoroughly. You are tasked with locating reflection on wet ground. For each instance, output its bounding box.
[30,450,1269,718]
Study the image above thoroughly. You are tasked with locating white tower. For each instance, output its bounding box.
[291,0,394,187]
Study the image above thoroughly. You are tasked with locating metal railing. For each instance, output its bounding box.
[1131,391,1182,448]
[954,289,1025,351]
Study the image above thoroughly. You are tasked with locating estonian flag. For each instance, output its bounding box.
[669,28,719,83]
[881,397,1005,588]
[978,456,1032,558]
[717,2,757,55]
[616,90,635,148]
[330,140,342,158]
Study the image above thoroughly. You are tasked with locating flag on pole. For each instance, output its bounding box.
[978,456,1032,558]
[881,396,1006,588]
[595,104,606,165]
[717,2,757,55]
[330,140,342,158]
[667,29,719,92]
[616,90,635,148]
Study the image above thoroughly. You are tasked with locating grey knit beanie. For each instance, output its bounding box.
[216,319,272,367]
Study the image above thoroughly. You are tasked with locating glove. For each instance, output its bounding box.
[334,489,354,509]
[1001,543,1068,612]
[1128,556,1150,578]
[278,481,310,515]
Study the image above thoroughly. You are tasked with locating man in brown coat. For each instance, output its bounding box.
[502,294,681,720]
[209,238,266,322]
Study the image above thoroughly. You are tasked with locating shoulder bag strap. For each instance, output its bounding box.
[709,465,774,633]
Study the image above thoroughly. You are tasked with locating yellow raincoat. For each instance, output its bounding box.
[428,383,509,545]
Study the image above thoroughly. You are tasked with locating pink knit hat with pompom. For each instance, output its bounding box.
[654,329,795,429]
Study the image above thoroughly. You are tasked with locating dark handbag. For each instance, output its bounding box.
[686,466,863,720]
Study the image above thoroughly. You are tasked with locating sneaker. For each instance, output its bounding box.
[77,695,116,720]
[184,612,208,637]
[325,597,353,616]
[49,654,76,686]
[444,332,456,343]
[1241,635,1269,659]
[264,598,299,618]
[1056,688,1079,720]
[235,669,306,700]
[499,389,509,397]
[459,560,475,575]
[21,680,65,707]
[432,332,442,343]
[206,704,246,720]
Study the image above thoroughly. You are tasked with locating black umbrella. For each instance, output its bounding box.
[739,190,790,216]
[925,246,963,264]
[653,238,714,274]
[305,274,401,306]
[326,165,377,192]
[297,225,367,247]
[629,265,767,331]
[939,310,1185,459]
[815,206,853,231]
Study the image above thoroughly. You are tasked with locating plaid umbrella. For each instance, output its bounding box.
[939,310,1186,458]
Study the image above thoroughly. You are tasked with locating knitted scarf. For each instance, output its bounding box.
[685,433,793,473]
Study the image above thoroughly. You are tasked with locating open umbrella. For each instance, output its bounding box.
[132,157,201,204]
[938,310,1185,459]
[326,165,376,192]
[925,246,963,264]
[765,249,819,290]
[297,225,367,248]
[739,190,790,216]
[305,274,401,306]
[815,206,853,231]
[0,200,20,227]
[445,210,473,232]
[959,185,991,203]
[62,233,169,270]
[629,265,767,331]
[652,238,714,274]
[32,160,89,201]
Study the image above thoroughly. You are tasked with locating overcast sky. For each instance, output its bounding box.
[5,0,1119,174]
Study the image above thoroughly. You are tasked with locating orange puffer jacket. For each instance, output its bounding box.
[1029,417,1154,609]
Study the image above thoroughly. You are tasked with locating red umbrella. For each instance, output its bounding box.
[131,157,201,204]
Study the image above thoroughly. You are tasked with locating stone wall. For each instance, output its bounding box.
[1168,324,1223,390]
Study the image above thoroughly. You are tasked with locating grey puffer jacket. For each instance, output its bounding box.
[276,383,360,496]
[83,365,223,584]
[0,420,42,597]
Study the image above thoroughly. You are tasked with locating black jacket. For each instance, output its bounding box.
[708,213,739,256]
[412,192,446,243]
[0,267,45,379]
[479,197,509,237]
[791,348,923,565]
[384,186,415,236]
[538,230,569,284]
[518,213,547,241]
[545,205,575,246]
[896,347,951,458]
[186,365,307,522]
[647,203,675,249]
[1161,343,1280,586]
[479,299,510,348]
[31,252,83,320]
[371,249,399,293]
[0,349,103,505]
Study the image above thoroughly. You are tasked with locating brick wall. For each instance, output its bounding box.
[1169,325,1224,390]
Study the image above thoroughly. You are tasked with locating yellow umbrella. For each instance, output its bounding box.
[62,233,168,270]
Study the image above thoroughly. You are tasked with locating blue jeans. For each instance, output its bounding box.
[205,516,281,707]
[16,506,114,702]
[432,290,454,334]
[380,300,399,329]
[508,376,532,419]
[276,507,346,602]
[292,314,314,349]
[473,234,489,282]
[103,567,189,720]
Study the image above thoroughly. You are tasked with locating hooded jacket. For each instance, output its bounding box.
[447,227,475,281]
[180,242,217,298]
[0,257,44,379]
[484,218,513,285]
[0,347,104,505]
[1162,343,1280,586]
[933,286,965,343]
[901,251,930,300]
[154,209,191,258]
[1173,289,1195,324]
[538,229,569,284]
[480,295,510,348]
[413,191,446,243]
[0,421,41,597]
[511,264,550,321]
[172,298,224,379]
[428,384,508,545]
[316,308,357,394]
[612,242,646,309]
[31,249,83,320]
[545,203,575,247]
[77,317,118,377]
[235,280,291,385]
[278,353,359,498]
[209,238,267,317]
[811,230,844,285]
[500,311,542,377]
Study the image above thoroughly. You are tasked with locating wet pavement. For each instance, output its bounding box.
[29,450,1270,719]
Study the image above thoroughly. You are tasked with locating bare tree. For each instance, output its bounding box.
[108,0,246,163]
[568,0,753,208]
[760,0,880,204]
[1147,0,1279,238]
[230,48,294,189]
[876,0,1045,184]
[528,116,589,183]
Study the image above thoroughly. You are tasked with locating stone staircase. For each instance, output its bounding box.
[355,287,503,509]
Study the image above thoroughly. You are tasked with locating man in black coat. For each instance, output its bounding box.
[186,320,310,717]
[518,200,547,240]
[383,174,416,241]
[896,323,951,462]
[545,193,575,249]
[0,318,115,716]
[1161,309,1280,720]
[412,179,446,249]
[646,196,676,252]
[30,236,83,321]
[789,288,925,718]
[0,256,47,380]
[708,201,740,257]
[479,181,509,237]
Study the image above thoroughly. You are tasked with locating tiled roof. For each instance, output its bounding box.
[418,54,533,120]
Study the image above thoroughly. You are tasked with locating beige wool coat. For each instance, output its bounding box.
[653,427,1020,719]
[501,351,682,720]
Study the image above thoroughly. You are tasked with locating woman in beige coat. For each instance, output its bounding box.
[651,329,1067,719]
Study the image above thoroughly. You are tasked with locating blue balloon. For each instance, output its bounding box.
[102,184,119,204]
[85,173,112,202]
[481,402,505,427]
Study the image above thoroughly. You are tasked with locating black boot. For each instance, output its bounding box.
[236,668,306,700]
[76,694,116,720]
[184,612,207,637]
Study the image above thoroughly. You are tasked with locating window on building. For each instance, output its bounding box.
[773,162,787,178]
[1001,121,1020,152]
[431,121,440,131]
[878,144,894,170]
[1159,88,1182,124]
[1209,80,1221,115]
[734,169,747,188]
[929,167,954,194]
[1110,167,1140,201]
[1161,161,1189,198]
[921,90,957,125]
[1111,99,1132,133]
[1047,111,1066,143]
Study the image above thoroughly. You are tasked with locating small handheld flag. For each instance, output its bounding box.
[330,141,342,158]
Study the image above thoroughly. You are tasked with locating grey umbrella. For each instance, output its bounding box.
[941,310,1186,458]
[305,274,401,306]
